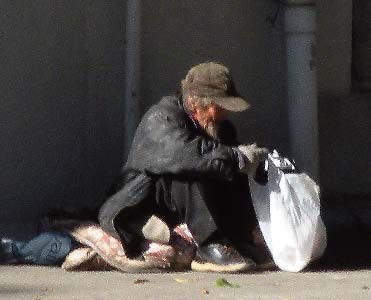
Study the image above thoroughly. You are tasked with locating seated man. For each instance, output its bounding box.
[99,62,268,273]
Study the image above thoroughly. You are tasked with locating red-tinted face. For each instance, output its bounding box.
[205,102,229,122]
[192,102,228,127]
[188,98,229,138]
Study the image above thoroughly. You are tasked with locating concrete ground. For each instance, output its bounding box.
[0,266,371,300]
[1,199,370,300]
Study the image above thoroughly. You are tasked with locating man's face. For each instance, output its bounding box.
[188,98,229,139]
[203,102,229,123]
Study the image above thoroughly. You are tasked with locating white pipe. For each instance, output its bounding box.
[284,1,319,180]
[124,0,141,159]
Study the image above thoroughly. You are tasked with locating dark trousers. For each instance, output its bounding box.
[99,173,257,258]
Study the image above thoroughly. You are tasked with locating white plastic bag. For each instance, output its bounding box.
[249,151,327,272]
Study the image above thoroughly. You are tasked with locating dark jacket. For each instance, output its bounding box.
[99,95,241,237]
[126,95,240,180]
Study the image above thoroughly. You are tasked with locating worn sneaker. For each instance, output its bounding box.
[191,243,256,273]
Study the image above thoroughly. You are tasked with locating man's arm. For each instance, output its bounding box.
[127,107,239,181]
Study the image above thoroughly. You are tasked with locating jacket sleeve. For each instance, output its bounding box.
[127,108,239,181]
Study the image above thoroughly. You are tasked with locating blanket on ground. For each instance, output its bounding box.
[48,220,196,273]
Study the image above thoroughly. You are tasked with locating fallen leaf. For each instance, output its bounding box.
[215,278,240,288]
[174,278,188,283]
[134,278,150,284]
[201,289,209,294]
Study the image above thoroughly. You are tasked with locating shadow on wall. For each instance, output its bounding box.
[311,198,371,271]
[0,1,127,235]
[319,93,371,199]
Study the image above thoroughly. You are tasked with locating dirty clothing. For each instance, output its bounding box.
[99,95,257,257]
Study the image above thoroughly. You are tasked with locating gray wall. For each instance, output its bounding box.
[0,1,126,236]
[140,0,289,153]
[1,0,369,238]
[317,0,371,198]
[317,0,352,96]
[319,94,371,197]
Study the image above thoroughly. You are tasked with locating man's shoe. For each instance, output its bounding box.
[191,243,256,273]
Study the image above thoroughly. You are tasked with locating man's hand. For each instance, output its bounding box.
[238,143,269,175]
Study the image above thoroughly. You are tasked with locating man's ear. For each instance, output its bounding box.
[186,96,197,112]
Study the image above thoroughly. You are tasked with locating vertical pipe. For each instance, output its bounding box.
[124,0,141,159]
[284,1,319,180]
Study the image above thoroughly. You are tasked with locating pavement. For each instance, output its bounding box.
[1,197,371,300]
[1,266,371,300]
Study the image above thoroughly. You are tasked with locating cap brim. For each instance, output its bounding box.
[213,97,250,112]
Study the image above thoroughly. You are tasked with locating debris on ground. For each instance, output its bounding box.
[133,278,150,284]
[174,278,188,283]
[215,278,240,288]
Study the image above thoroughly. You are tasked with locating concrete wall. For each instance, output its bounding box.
[0,1,126,237]
[353,0,371,89]
[1,0,369,238]
[317,0,371,199]
[316,0,353,97]
[319,94,371,197]
[140,0,289,152]
[0,0,291,237]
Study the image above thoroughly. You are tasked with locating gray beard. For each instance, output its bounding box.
[204,121,220,140]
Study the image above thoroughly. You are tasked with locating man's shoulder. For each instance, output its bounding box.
[145,95,186,120]
[158,95,179,106]
[155,95,182,113]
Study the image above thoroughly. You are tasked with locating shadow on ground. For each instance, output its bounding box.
[309,196,371,271]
